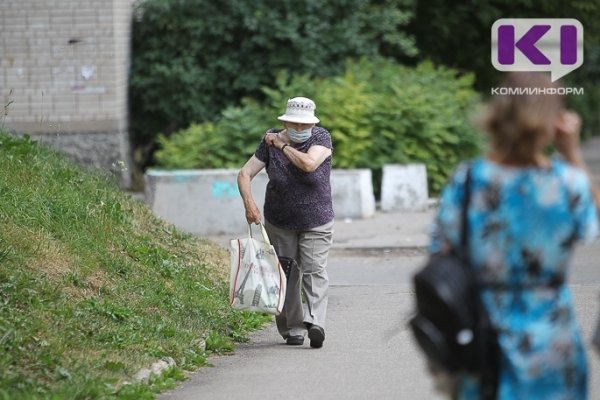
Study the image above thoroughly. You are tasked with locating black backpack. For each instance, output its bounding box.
[409,166,499,399]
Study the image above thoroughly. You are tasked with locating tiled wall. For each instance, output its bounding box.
[1,0,135,186]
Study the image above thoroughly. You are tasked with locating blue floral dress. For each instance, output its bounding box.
[430,158,599,400]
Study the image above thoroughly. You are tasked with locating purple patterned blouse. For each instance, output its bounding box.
[254,126,334,230]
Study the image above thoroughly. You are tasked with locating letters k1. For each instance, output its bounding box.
[491,19,583,81]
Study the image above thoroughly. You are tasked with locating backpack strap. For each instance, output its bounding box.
[458,163,473,260]
[459,163,499,400]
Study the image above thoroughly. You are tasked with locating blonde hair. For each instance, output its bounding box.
[483,72,564,164]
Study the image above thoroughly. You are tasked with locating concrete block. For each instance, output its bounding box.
[331,169,375,219]
[145,168,377,236]
[381,164,429,212]
[145,169,269,236]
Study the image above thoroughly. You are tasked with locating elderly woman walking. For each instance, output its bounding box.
[429,72,599,399]
[237,97,334,348]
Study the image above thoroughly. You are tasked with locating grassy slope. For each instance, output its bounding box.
[0,134,268,399]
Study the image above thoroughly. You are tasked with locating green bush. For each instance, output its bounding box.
[155,99,273,169]
[156,58,482,194]
[130,0,416,141]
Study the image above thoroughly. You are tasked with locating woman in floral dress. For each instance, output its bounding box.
[430,72,600,399]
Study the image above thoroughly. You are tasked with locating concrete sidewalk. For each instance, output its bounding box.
[330,209,434,251]
[208,209,434,252]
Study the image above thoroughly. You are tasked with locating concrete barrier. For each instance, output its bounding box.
[331,169,375,219]
[145,169,268,236]
[380,164,429,212]
[145,168,375,236]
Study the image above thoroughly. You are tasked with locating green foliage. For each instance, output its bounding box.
[205,331,235,354]
[155,99,273,169]
[129,0,417,142]
[0,133,270,398]
[156,58,482,194]
[408,0,600,137]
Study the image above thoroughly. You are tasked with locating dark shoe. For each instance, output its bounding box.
[308,325,325,348]
[286,335,304,346]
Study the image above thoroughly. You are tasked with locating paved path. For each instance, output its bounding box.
[159,138,600,400]
[159,240,600,400]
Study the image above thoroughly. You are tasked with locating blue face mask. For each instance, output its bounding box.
[287,127,312,143]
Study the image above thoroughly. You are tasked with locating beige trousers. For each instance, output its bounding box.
[264,219,334,338]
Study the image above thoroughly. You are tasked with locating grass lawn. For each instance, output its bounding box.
[0,133,270,399]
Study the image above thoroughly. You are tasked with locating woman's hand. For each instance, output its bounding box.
[264,131,277,146]
[554,110,583,164]
[244,201,261,225]
[265,130,286,149]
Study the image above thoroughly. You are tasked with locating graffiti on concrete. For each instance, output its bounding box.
[212,181,239,200]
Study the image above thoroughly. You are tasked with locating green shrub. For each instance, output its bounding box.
[155,99,273,169]
[130,0,416,141]
[156,58,481,194]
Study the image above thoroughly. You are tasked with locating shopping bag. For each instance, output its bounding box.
[229,223,286,315]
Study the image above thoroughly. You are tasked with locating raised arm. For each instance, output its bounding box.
[268,131,331,173]
[280,144,331,173]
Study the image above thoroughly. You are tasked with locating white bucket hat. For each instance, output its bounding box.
[277,97,320,124]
